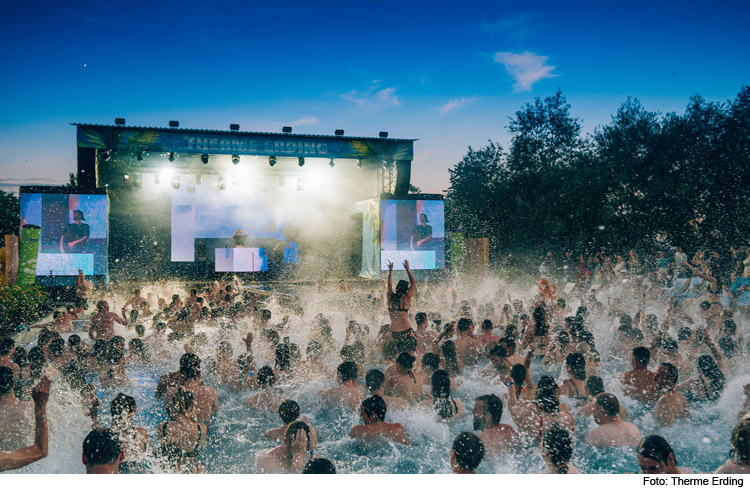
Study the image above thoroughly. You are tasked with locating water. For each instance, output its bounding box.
[8,281,747,474]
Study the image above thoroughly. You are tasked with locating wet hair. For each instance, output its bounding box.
[128,338,149,361]
[83,428,122,466]
[302,458,336,474]
[557,298,566,309]
[510,364,526,389]
[556,331,570,349]
[441,340,461,377]
[12,346,28,368]
[543,425,573,473]
[638,435,676,465]
[415,312,427,325]
[535,384,560,415]
[397,336,417,353]
[110,393,137,427]
[421,352,441,371]
[452,432,484,472]
[391,279,410,306]
[457,318,472,332]
[632,347,650,367]
[677,327,692,342]
[337,361,358,382]
[476,394,503,424]
[257,366,276,387]
[721,319,737,336]
[585,376,605,397]
[285,421,311,450]
[488,345,507,359]
[532,306,549,338]
[275,343,291,371]
[661,337,679,354]
[481,319,493,331]
[697,355,725,400]
[659,363,678,386]
[237,353,254,372]
[0,366,14,396]
[396,352,416,382]
[717,336,736,359]
[730,420,750,465]
[382,340,399,362]
[171,387,194,416]
[595,393,620,417]
[362,394,387,422]
[179,353,201,380]
[351,341,365,364]
[366,369,385,392]
[134,325,145,337]
[565,353,586,380]
[48,338,64,358]
[218,341,233,358]
[278,400,301,424]
[498,337,516,354]
[432,369,455,419]
[0,337,15,355]
[504,324,517,340]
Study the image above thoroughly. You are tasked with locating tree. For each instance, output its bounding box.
[65,173,78,187]
[0,190,20,238]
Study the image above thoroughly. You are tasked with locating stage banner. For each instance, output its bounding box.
[77,125,414,161]
[18,227,40,285]
[348,199,380,279]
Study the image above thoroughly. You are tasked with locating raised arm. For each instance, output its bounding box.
[386,261,394,298]
[404,260,416,297]
[0,376,50,472]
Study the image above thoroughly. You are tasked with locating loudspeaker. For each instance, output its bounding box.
[394,160,411,197]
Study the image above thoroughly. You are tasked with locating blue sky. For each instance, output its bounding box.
[1,0,748,194]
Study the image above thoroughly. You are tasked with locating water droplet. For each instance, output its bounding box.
[702,437,711,444]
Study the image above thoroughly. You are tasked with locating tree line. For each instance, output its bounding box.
[445,86,750,265]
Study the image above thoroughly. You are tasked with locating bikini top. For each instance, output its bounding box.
[161,421,203,458]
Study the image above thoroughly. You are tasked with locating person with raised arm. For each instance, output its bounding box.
[386,259,416,340]
[0,375,50,472]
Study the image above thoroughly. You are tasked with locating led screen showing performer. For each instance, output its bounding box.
[380,199,445,270]
[19,192,108,276]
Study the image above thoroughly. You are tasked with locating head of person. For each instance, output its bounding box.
[110,393,137,427]
[632,347,650,368]
[394,279,409,296]
[431,369,452,400]
[278,399,301,425]
[488,345,507,369]
[179,353,201,381]
[457,318,472,333]
[337,361,358,383]
[504,324,518,340]
[275,343,291,371]
[565,352,586,381]
[73,209,85,222]
[366,369,386,393]
[382,339,399,363]
[535,383,560,415]
[0,366,14,397]
[451,432,484,473]
[421,353,441,372]
[730,420,750,465]
[585,376,605,398]
[47,338,64,359]
[510,364,526,387]
[0,336,14,356]
[302,458,336,474]
[397,336,417,354]
[654,363,678,391]
[593,393,620,422]
[361,394,387,423]
[542,425,573,473]
[96,300,109,312]
[697,355,725,398]
[82,428,123,473]
[473,394,503,431]
[637,435,678,474]
[396,351,416,372]
[12,346,28,368]
[257,366,276,388]
[415,312,428,329]
[441,340,460,376]
[284,421,312,451]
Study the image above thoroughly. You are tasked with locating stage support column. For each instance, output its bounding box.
[394,160,411,197]
[77,147,97,188]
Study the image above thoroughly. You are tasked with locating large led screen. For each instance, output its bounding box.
[19,192,108,276]
[380,199,445,270]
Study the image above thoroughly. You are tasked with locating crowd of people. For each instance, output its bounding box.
[2,247,750,475]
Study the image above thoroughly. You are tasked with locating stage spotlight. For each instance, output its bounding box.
[171,176,180,189]
[133,174,143,189]
[335,129,344,136]
[283,126,292,133]
[329,159,334,168]
[201,153,209,164]
[124,174,130,180]
[115,118,126,125]
[356,159,362,168]
[154,173,161,184]
[218,176,227,190]
[269,156,277,166]
[379,131,388,138]
[279,175,285,187]
[298,157,305,167]
[137,151,144,161]
[187,183,195,193]
[297,178,305,191]
[169,120,179,128]
[195,174,202,185]
[232,155,240,165]
[230,124,240,131]
[101,150,111,161]
[169,152,175,162]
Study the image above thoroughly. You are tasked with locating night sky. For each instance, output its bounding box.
[1,0,748,194]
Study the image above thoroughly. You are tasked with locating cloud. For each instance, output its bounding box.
[493,51,558,92]
[291,116,320,127]
[340,82,401,110]
[440,97,475,116]
[479,12,543,40]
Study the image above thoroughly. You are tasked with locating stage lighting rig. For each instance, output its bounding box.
[187,183,196,193]
[232,155,240,165]
[195,174,202,185]
[269,156,277,166]
[329,159,335,168]
[169,152,175,162]
[218,176,227,190]
[356,159,362,168]
[298,157,305,167]
[201,154,209,164]
[171,176,180,189]
[137,151,144,161]
[133,174,143,189]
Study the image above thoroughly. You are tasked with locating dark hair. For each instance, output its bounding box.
[398,336,417,353]
[285,421,311,450]
[337,361,358,382]
[257,366,276,387]
[421,352,440,371]
[179,353,201,380]
[488,345,507,359]
[504,324,517,340]
[278,400,300,424]
[415,312,428,325]
[275,343,291,371]
[306,341,322,358]
[730,420,750,465]
[659,362,678,386]
[556,331,570,349]
[632,347,650,367]
[362,394,387,421]
[382,340,399,362]
[535,384,560,415]
[677,327,692,342]
[457,318,472,332]
[565,353,586,380]
[110,393,136,427]
[510,364,526,390]
[432,369,454,419]
[0,366,14,396]
[595,393,620,417]
[543,425,573,474]
[452,432,484,472]
[638,435,675,465]
[441,340,461,377]
[0,337,15,356]
[481,319,493,330]
[82,428,122,466]
[302,458,336,474]
[717,336,736,359]
[366,369,385,392]
[585,376,604,397]
[391,279,410,307]
[48,338,64,358]
[12,346,28,368]
[532,306,548,339]
[697,355,725,400]
[476,394,503,424]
